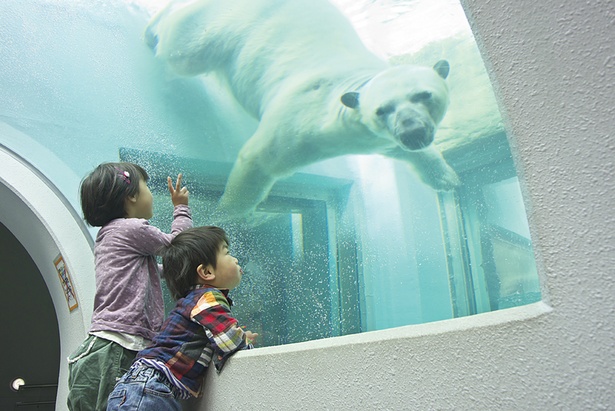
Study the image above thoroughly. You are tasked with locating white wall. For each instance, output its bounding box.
[185,0,615,409]
[0,142,96,410]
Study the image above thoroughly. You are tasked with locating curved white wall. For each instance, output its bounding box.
[185,0,615,409]
[0,142,95,410]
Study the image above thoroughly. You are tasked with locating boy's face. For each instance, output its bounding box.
[211,243,242,290]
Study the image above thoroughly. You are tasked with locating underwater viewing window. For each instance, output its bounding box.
[0,0,541,349]
[124,128,540,348]
[127,0,541,348]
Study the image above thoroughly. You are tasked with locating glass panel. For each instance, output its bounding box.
[0,0,541,348]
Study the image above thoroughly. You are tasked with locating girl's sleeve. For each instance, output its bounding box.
[190,291,250,372]
[170,204,193,235]
[132,205,193,255]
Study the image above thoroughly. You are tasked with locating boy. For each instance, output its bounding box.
[107,226,257,410]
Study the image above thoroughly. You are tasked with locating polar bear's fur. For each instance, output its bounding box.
[146,0,460,220]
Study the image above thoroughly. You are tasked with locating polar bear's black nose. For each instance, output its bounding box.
[401,117,417,128]
[400,128,432,150]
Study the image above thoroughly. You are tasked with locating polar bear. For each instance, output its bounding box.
[145,0,460,220]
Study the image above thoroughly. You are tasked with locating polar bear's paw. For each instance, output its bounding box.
[422,162,461,191]
[409,148,461,191]
[245,212,288,227]
[211,206,285,227]
[403,146,461,191]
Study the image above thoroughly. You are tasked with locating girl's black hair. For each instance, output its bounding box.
[161,226,230,300]
[80,162,149,227]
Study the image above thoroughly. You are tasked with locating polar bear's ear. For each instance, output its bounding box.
[341,92,360,109]
[433,60,450,79]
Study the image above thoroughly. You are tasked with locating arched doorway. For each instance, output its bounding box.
[0,222,60,409]
[0,144,95,410]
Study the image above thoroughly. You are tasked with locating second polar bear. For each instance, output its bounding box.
[146,0,460,220]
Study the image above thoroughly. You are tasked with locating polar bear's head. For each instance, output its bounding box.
[341,61,450,151]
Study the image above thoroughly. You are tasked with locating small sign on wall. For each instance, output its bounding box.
[54,254,78,312]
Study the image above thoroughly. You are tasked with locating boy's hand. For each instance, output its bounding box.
[168,174,189,206]
[244,330,259,346]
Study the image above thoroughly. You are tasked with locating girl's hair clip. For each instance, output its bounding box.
[114,167,131,185]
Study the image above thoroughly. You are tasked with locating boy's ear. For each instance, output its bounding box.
[196,264,215,282]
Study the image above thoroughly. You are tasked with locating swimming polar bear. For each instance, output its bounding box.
[145,0,460,220]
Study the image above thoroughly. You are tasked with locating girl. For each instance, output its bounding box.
[67,162,193,411]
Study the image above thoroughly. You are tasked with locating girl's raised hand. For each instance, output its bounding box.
[168,173,189,206]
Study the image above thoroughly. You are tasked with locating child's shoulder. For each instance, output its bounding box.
[100,218,148,233]
[190,286,226,301]
[100,217,146,228]
[188,287,230,311]
[96,218,151,246]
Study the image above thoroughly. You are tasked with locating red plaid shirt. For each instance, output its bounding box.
[136,285,251,397]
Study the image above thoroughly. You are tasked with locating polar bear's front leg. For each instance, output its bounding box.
[216,153,278,221]
[215,125,293,221]
[387,145,461,191]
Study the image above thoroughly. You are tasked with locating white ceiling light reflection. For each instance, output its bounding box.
[11,377,25,391]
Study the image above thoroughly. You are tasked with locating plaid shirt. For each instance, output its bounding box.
[136,285,251,397]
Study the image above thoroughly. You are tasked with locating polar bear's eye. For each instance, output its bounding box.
[411,91,433,103]
[376,105,394,117]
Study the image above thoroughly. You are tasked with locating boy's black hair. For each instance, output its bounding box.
[161,226,230,300]
[80,162,149,227]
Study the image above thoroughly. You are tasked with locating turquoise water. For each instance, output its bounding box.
[0,0,540,348]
